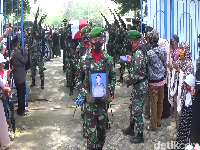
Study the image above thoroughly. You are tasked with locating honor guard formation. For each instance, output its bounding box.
[0,3,200,150]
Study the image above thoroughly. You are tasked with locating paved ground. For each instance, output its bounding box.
[8,51,177,150]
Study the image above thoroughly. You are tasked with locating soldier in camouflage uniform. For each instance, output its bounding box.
[30,12,45,89]
[75,27,116,150]
[61,19,68,72]
[116,25,132,82]
[65,27,78,95]
[76,26,91,138]
[76,26,91,60]
[122,30,148,144]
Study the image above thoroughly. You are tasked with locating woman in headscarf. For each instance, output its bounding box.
[168,41,193,132]
[158,39,171,119]
[189,54,200,145]
[175,74,195,149]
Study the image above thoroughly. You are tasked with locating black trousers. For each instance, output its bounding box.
[16,82,25,115]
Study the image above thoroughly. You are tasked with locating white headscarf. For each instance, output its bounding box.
[158,39,173,106]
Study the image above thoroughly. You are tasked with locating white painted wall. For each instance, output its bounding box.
[146,0,200,73]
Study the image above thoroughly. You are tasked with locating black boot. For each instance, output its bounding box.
[117,75,123,83]
[41,80,44,89]
[122,122,135,136]
[69,86,73,96]
[130,132,144,144]
[30,79,36,87]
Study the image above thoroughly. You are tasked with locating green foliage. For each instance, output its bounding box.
[111,0,141,15]
[61,0,110,26]
[4,0,31,21]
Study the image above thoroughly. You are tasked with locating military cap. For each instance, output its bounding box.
[63,19,67,23]
[149,29,159,41]
[89,27,103,38]
[128,30,141,39]
[81,26,89,36]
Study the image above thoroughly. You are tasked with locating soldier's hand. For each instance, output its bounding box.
[126,55,132,62]
[123,75,126,82]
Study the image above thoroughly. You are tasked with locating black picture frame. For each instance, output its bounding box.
[89,70,108,100]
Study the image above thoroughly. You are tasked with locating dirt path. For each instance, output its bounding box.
[9,51,177,150]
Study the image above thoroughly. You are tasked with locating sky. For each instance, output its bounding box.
[30,0,119,17]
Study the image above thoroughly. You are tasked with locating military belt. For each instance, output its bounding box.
[133,76,148,86]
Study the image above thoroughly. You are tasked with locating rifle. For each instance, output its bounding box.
[100,12,111,29]
[109,9,120,28]
[31,7,40,45]
[114,9,127,31]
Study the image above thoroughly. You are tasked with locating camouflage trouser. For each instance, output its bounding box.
[66,59,77,87]
[31,53,45,80]
[81,102,87,135]
[119,61,131,76]
[85,112,108,149]
[129,90,147,133]
[63,49,66,69]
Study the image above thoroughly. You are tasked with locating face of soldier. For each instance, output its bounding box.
[83,33,89,43]
[90,37,103,53]
[96,76,101,85]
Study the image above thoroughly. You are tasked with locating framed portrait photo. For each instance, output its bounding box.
[89,70,108,99]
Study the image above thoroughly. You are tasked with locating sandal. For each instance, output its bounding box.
[146,126,157,131]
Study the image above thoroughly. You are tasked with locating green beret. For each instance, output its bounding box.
[81,26,89,36]
[89,27,103,38]
[128,30,141,39]
[127,24,132,28]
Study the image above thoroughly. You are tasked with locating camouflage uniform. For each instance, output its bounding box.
[30,26,45,89]
[61,21,68,72]
[117,34,132,82]
[76,42,91,60]
[75,51,116,150]
[122,31,148,144]
[107,25,115,57]
[65,29,78,95]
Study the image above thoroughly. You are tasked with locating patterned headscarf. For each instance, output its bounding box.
[176,41,193,110]
[158,38,171,63]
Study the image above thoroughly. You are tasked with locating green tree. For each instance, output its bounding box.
[111,0,142,15]
[62,0,110,26]
[51,11,63,27]
[4,0,31,21]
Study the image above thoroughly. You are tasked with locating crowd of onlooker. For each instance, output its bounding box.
[0,27,29,150]
[140,28,200,149]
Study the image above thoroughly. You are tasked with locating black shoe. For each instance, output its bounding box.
[96,147,103,150]
[30,79,36,87]
[69,87,73,96]
[117,76,123,83]
[130,132,144,144]
[41,80,44,89]
[122,123,135,136]
[44,67,46,70]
